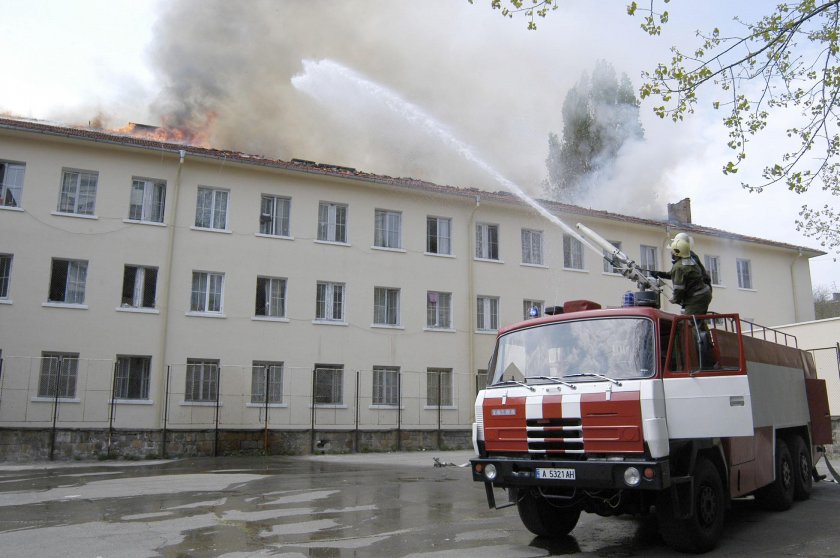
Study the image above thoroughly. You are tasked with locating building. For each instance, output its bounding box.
[0,116,824,460]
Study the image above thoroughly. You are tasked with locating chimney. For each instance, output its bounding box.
[668,198,692,224]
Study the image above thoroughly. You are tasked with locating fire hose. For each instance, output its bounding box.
[815,446,840,483]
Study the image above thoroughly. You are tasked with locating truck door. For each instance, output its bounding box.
[662,315,754,439]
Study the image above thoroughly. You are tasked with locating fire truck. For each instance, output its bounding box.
[469,227,833,553]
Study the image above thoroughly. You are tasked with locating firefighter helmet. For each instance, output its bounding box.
[670,237,691,258]
[674,232,694,248]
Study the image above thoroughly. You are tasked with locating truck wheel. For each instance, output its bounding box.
[516,489,581,537]
[790,435,813,501]
[755,438,795,511]
[657,457,725,553]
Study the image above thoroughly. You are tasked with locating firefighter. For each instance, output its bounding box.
[650,236,713,315]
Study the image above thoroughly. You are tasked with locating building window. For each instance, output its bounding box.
[640,245,657,275]
[563,234,584,270]
[374,287,400,326]
[194,187,229,230]
[373,366,400,406]
[58,169,98,216]
[521,229,544,265]
[0,254,11,299]
[603,240,623,274]
[191,271,224,313]
[121,265,157,309]
[316,281,345,321]
[0,160,25,208]
[523,299,543,320]
[374,209,402,249]
[705,255,722,285]
[314,365,343,405]
[475,223,499,260]
[737,259,753,289]
[426,216,451,255]
[318,202,348,243]
[129,178,166,223]
[255,276,286,318]
[426,291,452,329]
[251,361,283,404]
[48,258,88,304]
[427,368,453,407]
[477,296,499,331]
[38,352,79,398]
[259,195,290,237]
[114,356,151,400]
[185,359,219,402]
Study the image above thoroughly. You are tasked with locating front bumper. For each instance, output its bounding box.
[470,456,671,492]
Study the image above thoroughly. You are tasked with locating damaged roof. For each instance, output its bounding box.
[0,115,824,257]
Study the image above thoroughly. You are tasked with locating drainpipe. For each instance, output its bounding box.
[157,149,185,430]
[467,195,480,399]
[790,248,803,322]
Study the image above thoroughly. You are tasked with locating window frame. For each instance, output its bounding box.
[317,201,348,244]
[521,228,544,265]
[57,168,98,216]
[315,281,346,322]
[426,367,453,407]
[640,244,657,276]
[426,291,453,330]
[476,296,500,332]
[184,358,219,402]
[0,254,11,300]
[426,216,452,255]
[255,276,287,319]
[194,186,229,231]
[37,352,79,399]
[259,194,291,237]
[190,271,225,315]
[313,364,344,406]
[47,258,88,306]
[705,255,722,286]
[372,366,400,407]
[121,265,158,309]
[736,258,753,290]
[562,234,584,270]
[0,160,25,208]
[373,286,401,327]
[251,361,284,404]
[128,177,166,223]
[475,222,500,261]
[603,240,623,274]
[113,355,152,400]
[374,208,402,250]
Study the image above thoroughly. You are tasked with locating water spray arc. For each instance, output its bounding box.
[291,59,667,298]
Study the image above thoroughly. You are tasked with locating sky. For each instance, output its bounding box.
[0,0,837,292]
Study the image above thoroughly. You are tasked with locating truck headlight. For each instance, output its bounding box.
[484,463,498,481]
[624,466,641,486]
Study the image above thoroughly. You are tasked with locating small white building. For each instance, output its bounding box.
[0,116,825,458]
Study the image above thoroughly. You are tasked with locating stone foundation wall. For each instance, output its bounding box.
[0,427,473,462]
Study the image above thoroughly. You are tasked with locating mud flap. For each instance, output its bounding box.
[666,475,694,519]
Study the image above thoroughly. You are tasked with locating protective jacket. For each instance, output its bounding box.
[668,255,713,315]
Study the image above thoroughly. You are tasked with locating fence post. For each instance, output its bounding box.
[107,360,118,457]
[213,364,221,457]
[397,370,402,452]
[0,355,4,410]
[437,370,442,450]
[263,364,270,454]
[49,357,62,461]
[354,370,360,452]
[161,365,171,458]
[310,368,317,453]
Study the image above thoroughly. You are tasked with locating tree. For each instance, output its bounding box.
[545,61,644,202]
[480,0,840,256]
[813,284,840,318]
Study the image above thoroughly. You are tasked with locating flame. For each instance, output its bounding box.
[110,112,217,147]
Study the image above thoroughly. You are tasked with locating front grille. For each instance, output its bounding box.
[526,417,584,453]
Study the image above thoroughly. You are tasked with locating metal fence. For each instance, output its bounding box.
[0,357,478,458]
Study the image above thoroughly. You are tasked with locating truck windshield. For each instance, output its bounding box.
[489,317,655,385]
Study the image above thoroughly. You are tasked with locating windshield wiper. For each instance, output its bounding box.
[562,372,623,386]
[491,379,536,392]
[527,376,577,389]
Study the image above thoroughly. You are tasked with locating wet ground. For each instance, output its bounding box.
[0,451,838,557]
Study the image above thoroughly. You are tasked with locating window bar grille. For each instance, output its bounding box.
[437,371,442,450]
[213,364,221,457]
[310,368,317,452]
[107,360,118,457]
[397,370,402,452]
[263,364,270,454]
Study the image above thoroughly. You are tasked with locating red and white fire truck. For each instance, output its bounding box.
[470,298,832,552]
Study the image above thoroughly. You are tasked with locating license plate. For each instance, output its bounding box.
[536,468,575,480]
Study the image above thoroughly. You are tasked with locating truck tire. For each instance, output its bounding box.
[516,489,581,537]
[656,457,725,554]
[789,435,813,501]
[755,438,795,511]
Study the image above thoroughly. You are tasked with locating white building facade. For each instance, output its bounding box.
[0,117,823,458]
